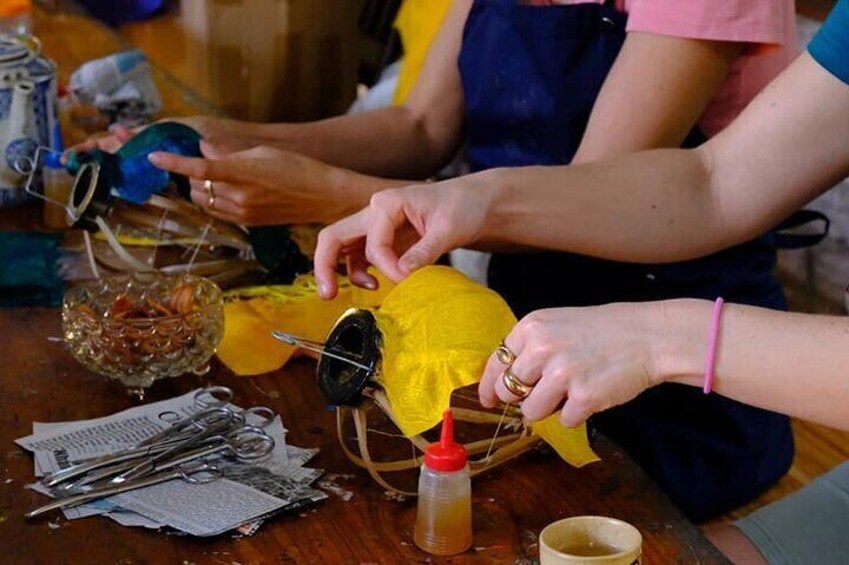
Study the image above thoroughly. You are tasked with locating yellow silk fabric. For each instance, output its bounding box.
[374,266,517,437]
[217,274,392,376]
[374,266,598,467]
[220,266,597,467]
[531,413,599,467]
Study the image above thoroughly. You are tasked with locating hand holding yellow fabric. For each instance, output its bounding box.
[220,265,597,468]
[217,273,392,375]
[372,266,598,467]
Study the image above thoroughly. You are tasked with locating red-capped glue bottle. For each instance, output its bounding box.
[414,409,473,555]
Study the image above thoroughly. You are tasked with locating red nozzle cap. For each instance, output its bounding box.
[424,410,467,472]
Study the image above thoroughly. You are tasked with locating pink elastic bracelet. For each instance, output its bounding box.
[703,297,725,394]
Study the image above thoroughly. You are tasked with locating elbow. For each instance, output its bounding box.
[693,144,750,252]
[693,145,717,202]
[399,102,463,176]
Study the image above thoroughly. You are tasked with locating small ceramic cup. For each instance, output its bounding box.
[540,516,642,565]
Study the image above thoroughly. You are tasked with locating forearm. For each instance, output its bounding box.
[327,166,420,220]
[571,33,741,164]
[478,53,849,263]
[655,299,849,430]
[479,149,734,262]
[468,149,716,256]
[473,35,739,257]
[249,0,471,179]
[252,105,456,179]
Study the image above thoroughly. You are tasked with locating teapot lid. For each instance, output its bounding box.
[0,36,34,66]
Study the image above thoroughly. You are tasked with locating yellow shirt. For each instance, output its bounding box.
[392,0,452,103]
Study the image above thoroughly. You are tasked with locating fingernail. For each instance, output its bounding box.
[148,152,164,165]
[400,258,420,274]
[318,280,330,298]
[363,277,377,290]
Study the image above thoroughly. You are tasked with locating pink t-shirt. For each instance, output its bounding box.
[528,0,798,136]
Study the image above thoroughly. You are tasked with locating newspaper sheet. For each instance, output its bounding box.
[16,390,326,535]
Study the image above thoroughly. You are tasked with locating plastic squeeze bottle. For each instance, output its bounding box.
[414,410,473,555]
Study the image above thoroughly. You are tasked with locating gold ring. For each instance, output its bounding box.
[203,179,215,209]
[495,341,516,366]
[501,367,533,399]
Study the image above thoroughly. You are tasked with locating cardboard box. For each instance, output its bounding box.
[180,0,365,121]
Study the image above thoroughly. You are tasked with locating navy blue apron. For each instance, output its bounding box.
[458,0,793,521]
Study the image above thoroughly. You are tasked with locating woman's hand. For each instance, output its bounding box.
[67,116,262,157]
[314,174,496,299]
[479,301,706,427]
[148,143,357,226]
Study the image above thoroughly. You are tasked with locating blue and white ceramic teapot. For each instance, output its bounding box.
[0,35,58,207]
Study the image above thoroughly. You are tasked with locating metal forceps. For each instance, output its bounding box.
[142,403,276,454]
[146,388,275,444]
[41,388,277,489]
[26,462,222,519]
[63,426,275,491]
[233,405,277,429]
[145,386,235,446]
[131,425,275,474]
[41,406,236,489]
[114,404,276,483]
[114,412,241,483]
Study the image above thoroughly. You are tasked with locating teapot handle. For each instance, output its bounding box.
[20,36,42,65]
[27,36,41,58]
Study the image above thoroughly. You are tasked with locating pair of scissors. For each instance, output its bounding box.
[114,404,277,484]
[41,388,277,489]
[59,426,275,493]
[44,411,276,490]
[149,388,276,446]
[150,386,236,439]
[41,406,238,489]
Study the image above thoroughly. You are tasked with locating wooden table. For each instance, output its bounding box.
[0,4,726,564]
[0,310,728,565]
